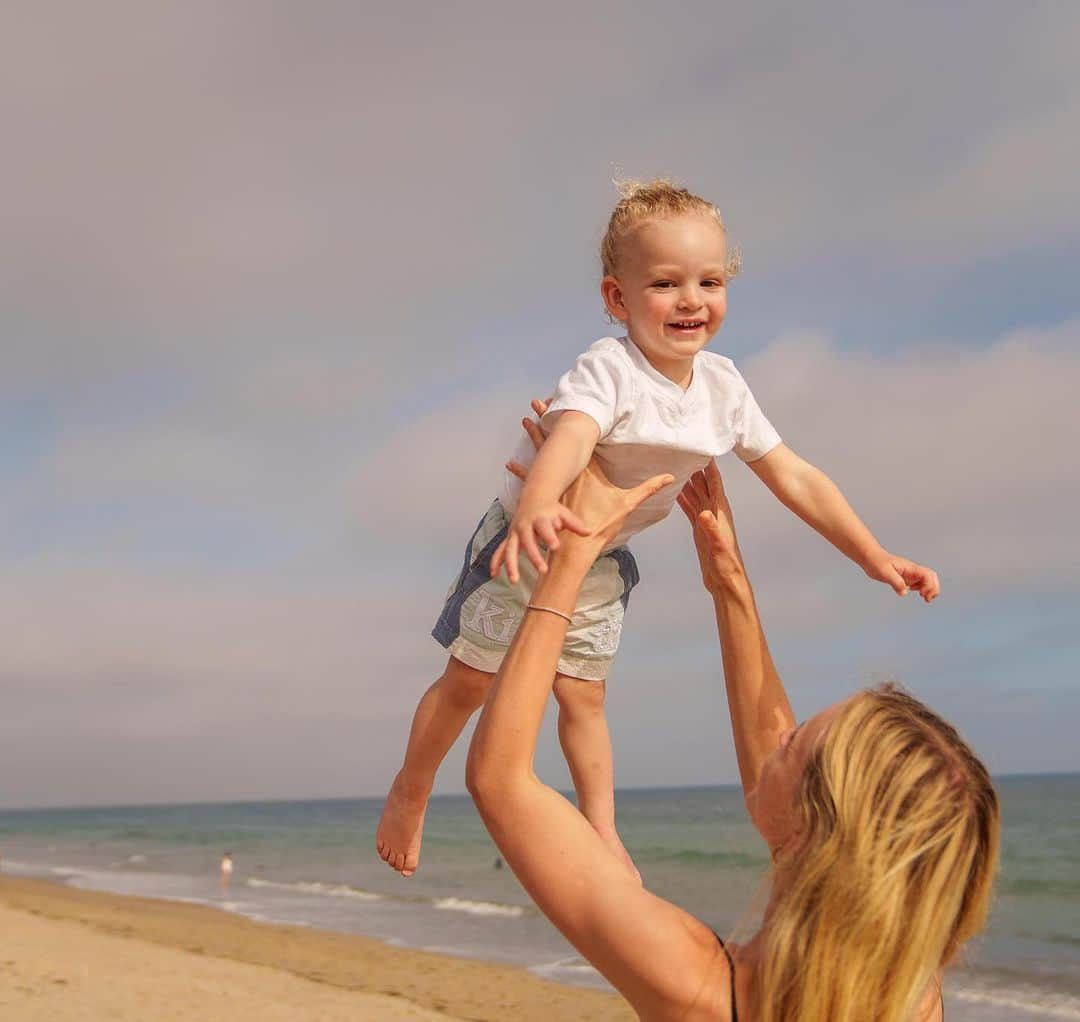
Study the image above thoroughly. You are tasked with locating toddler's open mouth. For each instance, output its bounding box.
[668,320,706,333]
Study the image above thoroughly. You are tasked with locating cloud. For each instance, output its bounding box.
[0,555,449,806]
[2,3,1078,805]
[4,2,1078,392]
[737,320,1080,589]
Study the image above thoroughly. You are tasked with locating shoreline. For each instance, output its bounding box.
[0,875,633,1021]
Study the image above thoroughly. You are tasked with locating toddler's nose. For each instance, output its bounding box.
[677,288,703,310]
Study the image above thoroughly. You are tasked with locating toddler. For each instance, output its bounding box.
[377,179,939,880]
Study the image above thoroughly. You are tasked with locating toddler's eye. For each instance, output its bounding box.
[652,281,675,289]
[703,279,725,288]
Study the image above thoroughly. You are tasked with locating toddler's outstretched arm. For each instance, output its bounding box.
[750,443,941,602]
[489,407,600,584]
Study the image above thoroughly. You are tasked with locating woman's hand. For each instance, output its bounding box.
[677,460,746,594]
[507,400,673,561]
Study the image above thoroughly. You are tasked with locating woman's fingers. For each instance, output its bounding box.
[676,491,695,523]
[700,509,726,537]
[530,397,551,418]
[557,508,592,537]
[704,458,725,498]
[521,417,544,452]
[628,473,674,509]
[678,474,709,521]
[506,459,527,480]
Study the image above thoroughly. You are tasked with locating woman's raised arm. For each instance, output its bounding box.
[677,462,795,818]
[465,439,732,1020]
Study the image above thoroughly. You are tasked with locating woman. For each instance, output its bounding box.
[465,412,999,1021]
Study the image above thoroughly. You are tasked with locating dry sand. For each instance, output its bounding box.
[0,876,634,1021]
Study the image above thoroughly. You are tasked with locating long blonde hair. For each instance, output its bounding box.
[755,684,999,1022]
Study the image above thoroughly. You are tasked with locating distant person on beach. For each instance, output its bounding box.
[219,851,233,894]
[466,420,997,1022]
[378,178,938,881]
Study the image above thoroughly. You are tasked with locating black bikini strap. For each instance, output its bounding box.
[714,934,739,1022]
[713,931,940,1022]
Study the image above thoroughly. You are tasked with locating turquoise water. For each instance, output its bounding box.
[2,777,1078,1020]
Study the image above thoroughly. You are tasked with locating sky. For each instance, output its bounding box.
[2,2,1078,809]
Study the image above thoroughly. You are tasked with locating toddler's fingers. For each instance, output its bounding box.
[490,538,508,579]
[505,533,521,585]
[521,531,548,576]
[530,397,551,418]
[916,568,940,603]
[885,565,908,597]
[506,459,527,480]
[536,518,560,551]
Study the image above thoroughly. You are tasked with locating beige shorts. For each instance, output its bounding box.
[432,500,640,681]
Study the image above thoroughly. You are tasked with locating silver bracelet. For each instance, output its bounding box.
[526,603,573,624]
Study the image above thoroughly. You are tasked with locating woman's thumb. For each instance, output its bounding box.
[637,473,674,501]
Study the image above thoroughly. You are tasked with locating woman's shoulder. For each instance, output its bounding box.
[672,932,740,1022]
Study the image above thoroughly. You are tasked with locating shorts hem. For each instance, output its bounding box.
[443,636,611,681]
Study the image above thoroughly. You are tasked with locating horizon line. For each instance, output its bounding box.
[2,770,1077,814]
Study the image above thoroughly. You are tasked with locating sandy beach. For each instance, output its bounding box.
[0,876,633,1021]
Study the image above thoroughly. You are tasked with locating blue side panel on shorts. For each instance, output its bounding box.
[450,507,492,592]
[607,547,640,611]
[431,523,510,648]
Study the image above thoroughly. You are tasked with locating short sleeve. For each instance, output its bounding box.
[732,371,781,462]
[540,342,629,439]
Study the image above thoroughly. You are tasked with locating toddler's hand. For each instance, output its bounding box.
[489,500,588,584]
[864,550,941,603]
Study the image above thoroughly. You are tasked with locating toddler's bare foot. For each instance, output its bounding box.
[376,773,429,877]
[594,824,642,885]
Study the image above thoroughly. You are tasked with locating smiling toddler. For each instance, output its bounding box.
[376,179,939,880]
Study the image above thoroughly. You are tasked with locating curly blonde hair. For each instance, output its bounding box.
[756,684,1000,1022]
[599,177,741,280]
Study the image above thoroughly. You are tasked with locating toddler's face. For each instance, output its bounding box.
[601,213,728,384]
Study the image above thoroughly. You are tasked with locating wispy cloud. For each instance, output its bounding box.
[2,2,1078,805]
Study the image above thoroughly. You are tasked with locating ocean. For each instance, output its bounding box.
[2,776,1078,1020]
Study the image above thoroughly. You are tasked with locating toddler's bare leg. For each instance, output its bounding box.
[552,673,641,884]
[377,656,493,876]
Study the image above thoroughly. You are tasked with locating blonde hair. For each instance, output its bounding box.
[756,684,999,1022]
[599,177,741,279]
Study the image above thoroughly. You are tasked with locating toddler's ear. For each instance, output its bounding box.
[600,276,628,322]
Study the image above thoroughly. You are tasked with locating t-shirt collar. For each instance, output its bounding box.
[622,335,701,405]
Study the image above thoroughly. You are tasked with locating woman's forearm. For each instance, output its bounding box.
[710,568,795,798]
[466,546,596,789]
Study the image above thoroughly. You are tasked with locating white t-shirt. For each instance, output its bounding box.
[502,336,781,550]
